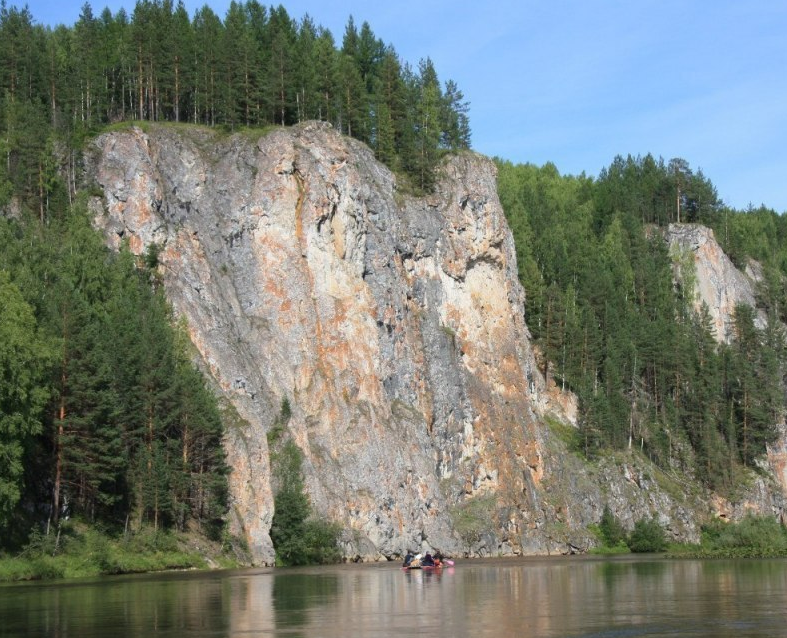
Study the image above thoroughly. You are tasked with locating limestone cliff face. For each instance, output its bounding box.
[667,223,787,519]
[89,122,559,562]
[86,123,780,564]
[666,223,764,342]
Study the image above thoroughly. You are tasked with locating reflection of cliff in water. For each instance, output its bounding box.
[273,572,339,628]
[5,558,787,636]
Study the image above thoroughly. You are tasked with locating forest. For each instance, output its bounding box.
[497,154,787,491]
[1,0,786,563]
[0,0,470,554]
[0,0,471,210]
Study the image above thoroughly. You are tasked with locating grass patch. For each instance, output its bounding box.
[0,522,236,583]
[450,494,497,550]
[588,543,631,556]
[544,415,582,453]
[668,514,787,558]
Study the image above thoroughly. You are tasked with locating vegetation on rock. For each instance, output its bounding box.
[0,1,470,199]
[497,155,787,493]
[269,432,341,566]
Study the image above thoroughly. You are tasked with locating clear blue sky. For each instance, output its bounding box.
[21,0,787,212]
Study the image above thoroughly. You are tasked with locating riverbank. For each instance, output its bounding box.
[0,523,243,582]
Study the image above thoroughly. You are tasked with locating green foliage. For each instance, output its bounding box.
[545,416,582,454]
[702,515,787,555]
[0,2,470,208]
[0,206,227,547]
[598,505,627,547]
[669,515,787,558]
[0,522,218,582]
[627,516,667,553]
[497,154,787,491]
[0,271,52,522]
[450,494,496,549]
[267,396,291,445]
[269,440,340,566]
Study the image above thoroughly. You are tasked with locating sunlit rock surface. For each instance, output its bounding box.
[87,123,784,563]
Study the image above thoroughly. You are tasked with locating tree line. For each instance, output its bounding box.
[0,0,470,552]
[0,0,471,217]
[498,154,787,491]
[0,204,228,548]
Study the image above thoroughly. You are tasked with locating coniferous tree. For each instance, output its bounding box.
[266,6,296,125]
[0,272,52,523]
[411,58,442,192]
[312,27,337,123]
[192,5,223,125]
[293,14,318,122]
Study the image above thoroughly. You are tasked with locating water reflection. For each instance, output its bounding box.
[273,572,338,629]
[3,557,787,637]
[0,570,228,637]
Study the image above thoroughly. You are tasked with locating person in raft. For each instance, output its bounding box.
[403,551,415,567]
[421,553,435,567]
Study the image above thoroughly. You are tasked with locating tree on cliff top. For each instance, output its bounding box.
[0,1,472,208]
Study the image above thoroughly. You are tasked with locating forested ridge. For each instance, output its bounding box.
[0,0,470,554]
[1,0,787,565]
[498,155,787,491]
[0,0,470,209]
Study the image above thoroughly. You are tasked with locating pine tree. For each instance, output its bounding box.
[441,79,471,149]
[313,28,337,123]
[293,14,318,122]
[266,6,296,125]
[0,272,52,523]
[192,5,223,125]
[411,58,442,192]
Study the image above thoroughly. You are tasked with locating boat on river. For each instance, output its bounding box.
[402,552,453,570]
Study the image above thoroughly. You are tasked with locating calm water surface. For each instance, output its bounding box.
[2,555,787,637]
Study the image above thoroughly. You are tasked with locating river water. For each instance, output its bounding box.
[2,555,787,637]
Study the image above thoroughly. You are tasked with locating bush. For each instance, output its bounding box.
[302,520,343,565]
[627,517,667,553]
[599,505,627,547]
[703,515,787,553]
[270,440,340,566]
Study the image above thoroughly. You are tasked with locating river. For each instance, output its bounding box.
[2,555,787,637]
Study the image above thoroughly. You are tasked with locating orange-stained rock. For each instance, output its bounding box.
[87,123,785,564]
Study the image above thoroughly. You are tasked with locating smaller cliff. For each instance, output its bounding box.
[85,123,785,564]
[667,223,787,520]
[667,223,764,342]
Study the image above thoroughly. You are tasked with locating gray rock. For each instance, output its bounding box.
[85,123,786,564]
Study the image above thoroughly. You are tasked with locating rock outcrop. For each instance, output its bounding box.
[666,223,787,518]
[667,223,764,342]
[86,123,783,564]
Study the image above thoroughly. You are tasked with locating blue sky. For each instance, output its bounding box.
[21,0,787,212]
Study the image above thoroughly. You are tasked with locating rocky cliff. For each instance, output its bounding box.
[86,123,784,564]
[666,223,787,519]
[667,223,765,343]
